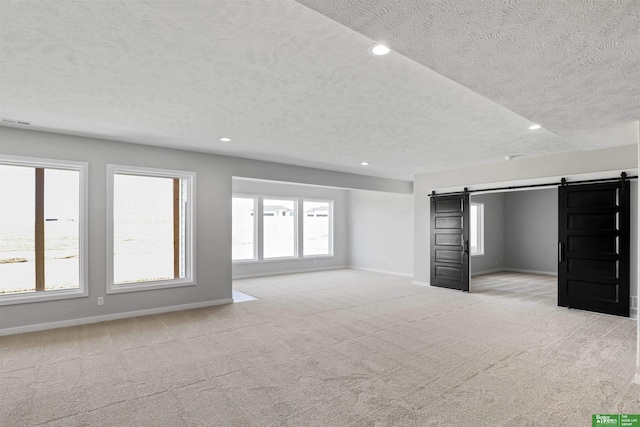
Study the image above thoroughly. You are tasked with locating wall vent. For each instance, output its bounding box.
[1,118,32,126]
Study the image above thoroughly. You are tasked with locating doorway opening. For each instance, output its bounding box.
[466,181,637,318]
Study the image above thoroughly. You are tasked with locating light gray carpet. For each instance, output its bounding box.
[1,270,638,426]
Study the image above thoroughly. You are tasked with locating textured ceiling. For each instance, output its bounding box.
[297,0,640,149]
[0,1,638,181]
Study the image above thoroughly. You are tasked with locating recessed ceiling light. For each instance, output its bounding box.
[361,161,370,166]
[220,137,231,142]
[368,44,390,56]
[529,124,541,130]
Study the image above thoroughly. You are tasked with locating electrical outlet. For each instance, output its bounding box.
[389,261,394,267]
[314,260,317,264]
[97,297,104,306]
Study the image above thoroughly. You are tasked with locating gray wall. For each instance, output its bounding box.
[414,144,638,285]
[414,144,639,315]
[471,189,559,276]
[504,188,558,274]
[347,190,414,276]
[470,192,505,275]
[232,179,348,278]
[0,127,411,332]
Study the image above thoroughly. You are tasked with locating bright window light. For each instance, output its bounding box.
[263,199,296,259]
[232,197,256,261]
[107,165,195,293]
[303,201,332,256]
[470,202,484,256]
[113,174,176,284]
[1,156,87,304]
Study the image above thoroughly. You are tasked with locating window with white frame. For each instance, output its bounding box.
[0,156,88,304]
[263,198,296,259]
[470,202,484,256]
[232,196,256,261]
[232,195,334,262]
[303,200,332,256]
[107,165,195,293]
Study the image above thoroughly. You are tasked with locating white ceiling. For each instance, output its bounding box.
[1,0,638,180]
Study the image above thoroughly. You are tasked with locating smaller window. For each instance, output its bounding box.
[303,200,333,256]
[470,202,484,256]
[263,198,296,259]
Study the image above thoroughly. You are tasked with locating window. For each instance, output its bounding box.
[232,196,256,261]
[107,165,195,293]
[263,198,296,259]
[0,155,88,304]
[303,201,332,256]
[232,195,334,263]
[470,202,484,256]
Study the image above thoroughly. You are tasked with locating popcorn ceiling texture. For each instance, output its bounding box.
[0,0,637,179]
[297,0,640,148]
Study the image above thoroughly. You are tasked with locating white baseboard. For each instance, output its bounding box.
[501,268,558,276]
[471,268,504,277]
[0,298,233,337]
[232,265,347,280]
[348,266,413,278]
[473,267,558,277]
[412,280,429,286]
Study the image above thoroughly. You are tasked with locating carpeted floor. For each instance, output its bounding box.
[1,269,638,426]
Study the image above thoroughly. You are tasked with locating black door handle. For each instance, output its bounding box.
[464,240,469,255]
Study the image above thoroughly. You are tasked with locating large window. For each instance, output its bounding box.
[232,195,333,263]
[107,165,195,293]
[303,201,331,256]
[232,197,256,261]
[0,156,88,304]
[470,202,484,256]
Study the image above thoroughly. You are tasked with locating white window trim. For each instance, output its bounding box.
[231,194,258,262]
[0,154,89,305]
[302,198,334,257]
[232,194,335,264]
[106,164,196,294]
[470,202,485,256]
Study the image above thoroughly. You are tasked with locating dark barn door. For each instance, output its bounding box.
[558,181,630,317]
[430,193,470,291]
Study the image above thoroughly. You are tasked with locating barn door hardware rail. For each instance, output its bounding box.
[429,172,637,198]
